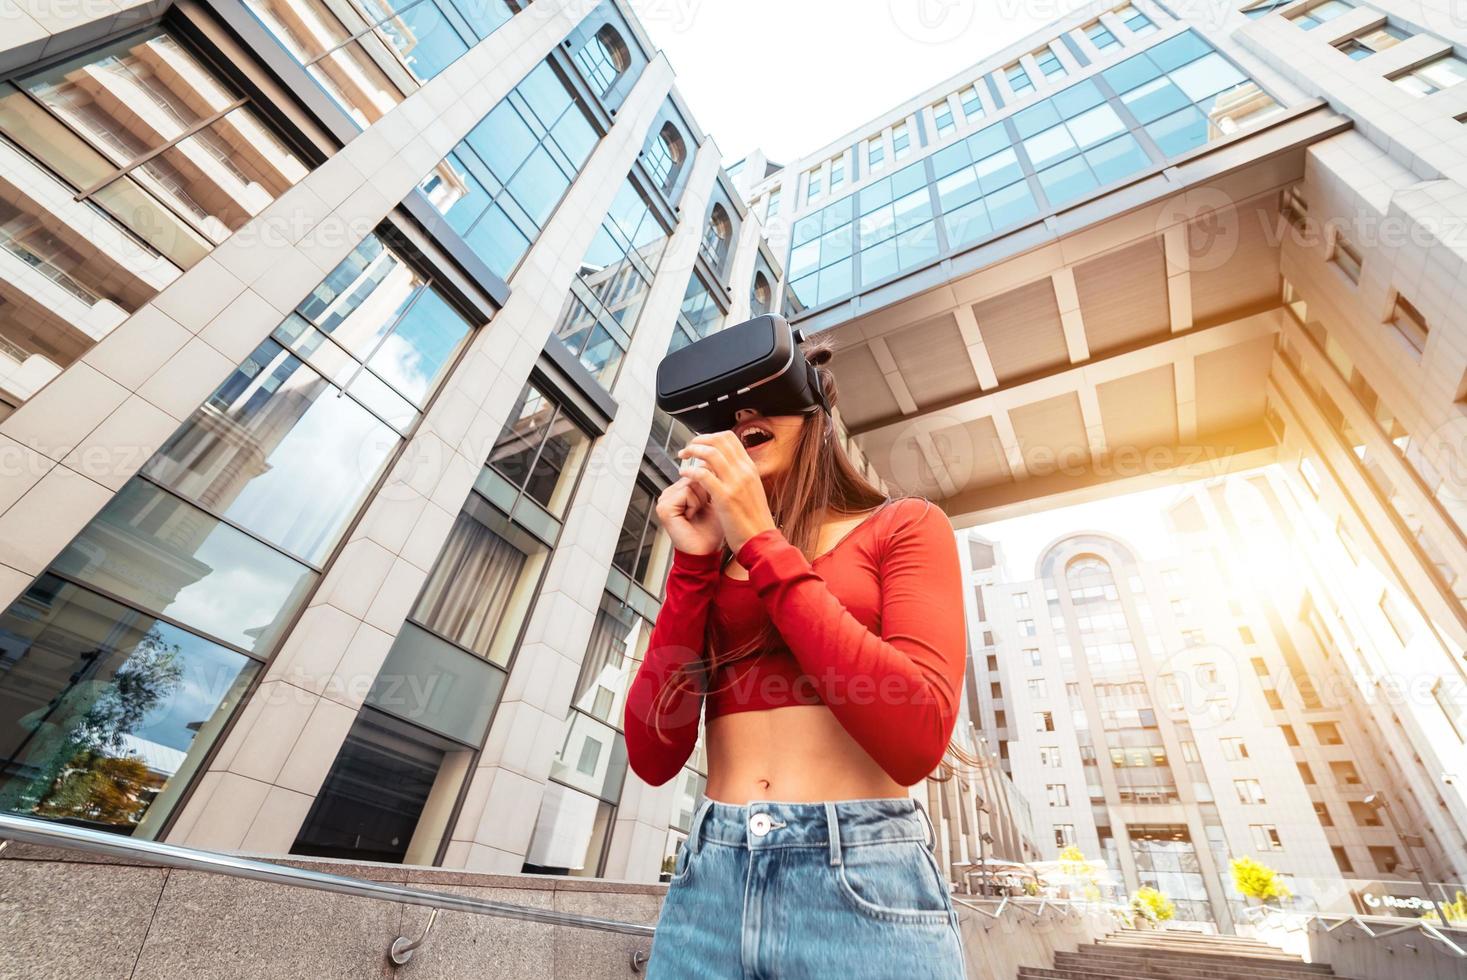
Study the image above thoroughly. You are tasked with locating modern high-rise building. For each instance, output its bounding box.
[1,0,1466,903]
[964,468,1460,931]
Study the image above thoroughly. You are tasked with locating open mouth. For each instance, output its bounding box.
[738,424,775,450]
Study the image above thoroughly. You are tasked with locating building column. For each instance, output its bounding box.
[444,136,723,873]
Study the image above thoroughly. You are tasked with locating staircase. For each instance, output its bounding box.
[1018,928,1353,980]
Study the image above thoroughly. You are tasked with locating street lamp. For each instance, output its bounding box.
[1363,791,1449,926]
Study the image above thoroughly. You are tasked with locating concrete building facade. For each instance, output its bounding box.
[0,0,1465,901]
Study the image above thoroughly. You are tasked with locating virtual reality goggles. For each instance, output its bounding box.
[655,314,830,434]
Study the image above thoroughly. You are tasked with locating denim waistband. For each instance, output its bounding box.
[687,796,933,859]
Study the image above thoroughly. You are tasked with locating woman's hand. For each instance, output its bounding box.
[676,433,778,554]
[656,476,724,556]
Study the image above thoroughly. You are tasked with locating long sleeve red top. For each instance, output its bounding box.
[623,497,966,787]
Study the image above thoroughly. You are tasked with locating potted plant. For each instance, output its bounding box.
[1129,886,1176,929]
[1230,856,1292,908]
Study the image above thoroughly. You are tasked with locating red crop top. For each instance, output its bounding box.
[623,497,966,787]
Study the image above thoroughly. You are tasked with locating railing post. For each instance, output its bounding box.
[388,907,440,966]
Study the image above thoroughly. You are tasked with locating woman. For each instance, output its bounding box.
[624,339,969,978]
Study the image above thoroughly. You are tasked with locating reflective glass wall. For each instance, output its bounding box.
[784,31,1282,311]
[0,231,474,837]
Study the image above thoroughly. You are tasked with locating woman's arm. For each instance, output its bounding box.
[735,500,966,785]
[622,548,721,785]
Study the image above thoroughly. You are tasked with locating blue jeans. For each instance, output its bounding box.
[647,797,966,979]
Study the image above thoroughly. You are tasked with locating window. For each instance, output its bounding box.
[1335,23,1409,59]
[1311,722,1344,745]
[1379,591,1413,644]
[702,203,732,272]
[892,122,912,159]
[1389,292,1429,354]
[1332,845,1355,874]
[1239,626,1255,644]
[1392,54,1467,96]
[830,155,846,191]
[574,25,630,95]
[1181,740,1200,762]
[933,100,956,137]
[1371,846,1402,875]
[1434,678,1466,741]
[1329,231,1363,284]
[851,161,937,289]
[1006,63,1034,94]
[1331,760,1363,786]
[1035,46,1067,79]
[750,272,773,316]
[614,482,672,594]
[1281,186,1308,232]
[960,84,984,120]
[867,136,885,172]
[646,122,687,191]
[420,61,599,279]
[1251,825,1283,851]
[0,574,260,835]
[555,175,669,381]
[1028,679,1048,699]
[1116,3,1157,34]
[1014,593,1032,609]
[1036,711,1056,731]
[1028,649,1043,666]
[1234,778,1267,804]
[488,381,593,523]
[245,0,511,125]
[1183,629,1206,648]
[1054,824,1076,847]
[668,272,724,349]
[1020,620,1037,636]
[292,706,477,864]
[1298,761,1317,784]
[1085,21,1120,50]
[766,186,782,218]
[1290,0,1353,28]
[806,167,823,203]
[1047,784,1070,806]
[1299,456,1323,498]
[0,29,310,380]
[1040,746,1062,767]
[1221,737,1250,760]
[1314,802,1334,826]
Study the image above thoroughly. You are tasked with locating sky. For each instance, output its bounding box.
[636,0,1095,165]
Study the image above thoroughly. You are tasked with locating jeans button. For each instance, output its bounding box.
[749,813,773,836]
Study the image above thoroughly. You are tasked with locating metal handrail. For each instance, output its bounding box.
[0,813,656,969]
[1241,904,1467,958]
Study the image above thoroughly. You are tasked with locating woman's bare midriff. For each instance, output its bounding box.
[704,704,906,804]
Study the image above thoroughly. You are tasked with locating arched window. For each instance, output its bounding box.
[574,24,630,95]
[645,122,686,192]
[750,271,772,315]
[702,203,731,270]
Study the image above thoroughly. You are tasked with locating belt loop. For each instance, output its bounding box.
[825,801,842,866]
[916,801,936,849]
[687,798,714,856]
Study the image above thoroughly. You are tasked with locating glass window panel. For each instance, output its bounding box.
[819,224,853,265]
[377,1,469,83]
[1122,77,1192,124]
[1146,105,1209,156]
[346,368,417,432]
[1085,133,1150,184]
[0,574,258,835]
[936,166,983,212]
[859,238,898,286]
[467,101,538,178]
[305,41,403,127]
[1169,53,1247,102]
[144,338,398,563]
[292,707,473,864]
[895,221,938,269]
[572,597,643,722]
[931,141,972,179]
[525,411,590,515]
[91,177,212,269]
[299,235,421,356]
[859,178,894,215]
[1103,53,1163,94]
[1014,100,1061,138]
[1066,103,1125,148]
[365,287,471,405]
[789,272,819,306]
[823,195,855,229]
[548,714,627,804]
[974,147,1024,192]
[507,146,571,227]
[52,481,316,653]
[516,61,573,128]
[1039,157,1099,206]
[524,780,616,876]
[791,213,823,246]
[1053,79,1105,118]
[892,188,933,233]
[985,180,1039,229]
[368,622,504,744]
[456,0,513,37]
[816,257,852,302]
[942,197,991,248]
[891,163,927,198]
[968,124,1011,160]
[1025,124,1079,169]
[858,204,895,248]
[788,240,820,278]
[1149,31,1212,71]
[550,109,597,171]
[464,204,530,280]
[421,154,491,234]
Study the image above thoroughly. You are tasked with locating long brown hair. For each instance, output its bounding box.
[649,336,983,777]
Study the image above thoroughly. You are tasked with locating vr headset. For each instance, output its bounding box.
[655,314,830,434]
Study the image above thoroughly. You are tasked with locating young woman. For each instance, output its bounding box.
[624,340,969,978]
